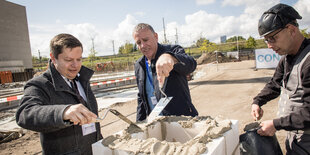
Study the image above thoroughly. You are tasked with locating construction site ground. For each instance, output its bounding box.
[0,60,286,154]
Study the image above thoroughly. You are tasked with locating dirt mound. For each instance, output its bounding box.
[196,52,238,65]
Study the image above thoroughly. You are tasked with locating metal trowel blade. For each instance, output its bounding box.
[109,109,142,131]
[147,96,173,123]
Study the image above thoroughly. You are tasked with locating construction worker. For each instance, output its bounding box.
[251,3,310,154]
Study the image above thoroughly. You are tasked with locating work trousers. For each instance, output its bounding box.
[285,131,310,155]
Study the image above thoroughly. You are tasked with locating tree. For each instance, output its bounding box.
[301,28,310,38]
[226,36,246,42]
[246,36,257,49]
[195,37,207,47]
[32,56,39,63]
[88,46,97,62]
[133,43,138,52]
[200,39,217,52]
[88,36,97,63]
[32,56,48,63]
[119,42,134,54]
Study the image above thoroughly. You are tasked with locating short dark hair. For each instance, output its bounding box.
[133,23,155,35]
[50,33,83,59]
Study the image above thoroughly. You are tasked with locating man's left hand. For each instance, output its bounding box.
[257,120,277,136]
[156,53,177,87]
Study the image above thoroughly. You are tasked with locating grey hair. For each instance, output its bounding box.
[133,23,155,35]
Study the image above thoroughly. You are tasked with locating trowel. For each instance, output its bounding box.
[96,108,142,131]
[147,78,173,123]
[108,109,143,131]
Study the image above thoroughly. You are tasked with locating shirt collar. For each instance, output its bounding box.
[61,73,80,82]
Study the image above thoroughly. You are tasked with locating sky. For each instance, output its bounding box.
[6,0,310,58]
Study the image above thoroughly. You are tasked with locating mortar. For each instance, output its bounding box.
[92,116,239,155]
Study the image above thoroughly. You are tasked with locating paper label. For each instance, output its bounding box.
[82,123,96,136]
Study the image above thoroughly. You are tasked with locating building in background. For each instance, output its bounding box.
[220,35,227,43]
[0,0,33,83]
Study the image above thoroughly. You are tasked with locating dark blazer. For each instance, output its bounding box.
[16,60,102,155]
[134,43,198,122]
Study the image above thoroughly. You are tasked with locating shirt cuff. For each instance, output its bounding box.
[273,118,281,130]
[252,100,265,107]
[61,105,73,126]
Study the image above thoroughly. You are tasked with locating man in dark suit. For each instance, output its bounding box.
[16,33,102,155]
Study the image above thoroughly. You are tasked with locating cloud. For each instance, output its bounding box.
[28,0,310,58]
[196,0,215,5]
[61,14,138,57]
[28,23,102,57]
[113,14,138,44]
[222,0,279,7]
[134,11,145,17]
[158,0,297,47]
[28,33,52,57]
[294,0,310,30]
[221,0,245,6]
[63,14,138,57]
[65,23,98,41]
[55,19,62,24]
[64,23,100,57]
[28,24,65,57]
[29,14,138,57]
[180,11,241,45]
[156,10,242,46]
[112,14,138,54]
[220,0,310,32]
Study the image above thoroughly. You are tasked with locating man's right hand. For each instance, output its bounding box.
[63,104,97,125]
[251,104,264,121]
[156,53,177,87]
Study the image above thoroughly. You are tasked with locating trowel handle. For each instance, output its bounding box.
[159,77,168,89]
[159,77,168,98]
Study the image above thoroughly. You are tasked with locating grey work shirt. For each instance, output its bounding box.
[253,38,310,131]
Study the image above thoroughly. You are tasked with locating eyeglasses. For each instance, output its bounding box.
[264,27,287,44]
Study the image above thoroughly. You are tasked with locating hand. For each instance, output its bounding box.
[156,54,177,87]
[251,104,264,121]
[63,104,97,125]
[257,120,276,136]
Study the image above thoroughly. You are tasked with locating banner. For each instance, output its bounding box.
[255,48,282,69]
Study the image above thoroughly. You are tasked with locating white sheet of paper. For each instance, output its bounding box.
[82,123,96,136]
[151,96,158,105]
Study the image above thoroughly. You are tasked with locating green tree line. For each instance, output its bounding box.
[32,28,309,70]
